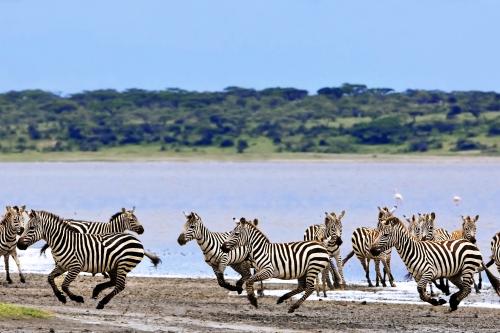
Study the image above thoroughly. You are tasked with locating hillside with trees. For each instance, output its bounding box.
[0,84,499,156]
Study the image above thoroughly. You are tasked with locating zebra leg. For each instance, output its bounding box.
[211,264,240,292]
[4,255,12,284]
[359,257,373,287]
[97,269,127,309]
[10,249,25,283]
[375,259,385,287]
[39,243,50,256]
[335,252,346,289]
[246,267,273,308]
[61,267,84,303]
[92,270,117,299]
[321,267,328,297]
[382,257,396,287]
[435,277,451,295]
[288,267,322,313]
[327,262,336,290]
[416,274,447,306]
[231,262,251,295]
[330,260,342,289]
[473,271,482,293]
[314,270,320,297]
[448,272,473,312]
[278,276,306,305]
[48,266,67,304]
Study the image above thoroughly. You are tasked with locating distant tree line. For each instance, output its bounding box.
[0,83,498,154]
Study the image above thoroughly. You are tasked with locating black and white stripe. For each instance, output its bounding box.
[370,217,500,311]
[0,206,26,284]
[486,232,500,275]
[303,210,345,296]
[177,212,261,295]
[17,210,152,309]
[221,218,330,313]
[343,207,396,288]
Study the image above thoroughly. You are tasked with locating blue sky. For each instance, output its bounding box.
[1,0,499,93]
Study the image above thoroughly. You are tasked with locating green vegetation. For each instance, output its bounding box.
[0,303,51,319]
[0,84,499,158]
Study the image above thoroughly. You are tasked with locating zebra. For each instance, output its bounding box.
[369,216,500,311]
[0,206,26,284]
[17,210,158,309]
[343,206,396,288]
[39,208,160,267]
[423,213,482,293]
[221,217,331,313]
[303,210,345,296]
[486,232,500,275]
[177,212,263,295]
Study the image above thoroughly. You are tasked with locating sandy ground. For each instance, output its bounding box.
[0,274,499,333]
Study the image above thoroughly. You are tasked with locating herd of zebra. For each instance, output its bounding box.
[177,207,500,313]
[0,205,160,309]
[1,204,499,314]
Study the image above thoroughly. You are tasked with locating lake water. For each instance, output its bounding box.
[0,160,499,282]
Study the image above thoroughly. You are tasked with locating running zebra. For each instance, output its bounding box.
[39,208,160,267]
[177,212,262,295]
[303,210,345,296]
[370,216,500,311]
[221,217,330,313]
[343,206,396,287]
[17,210,157,309]
[0,206,26,284]
[486,232,500,275]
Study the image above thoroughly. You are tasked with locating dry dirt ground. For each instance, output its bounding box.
[0,274,498,332]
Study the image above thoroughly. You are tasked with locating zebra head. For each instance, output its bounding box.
[461,215,478,244]
[17,210,44,250]
[405,214,421,239]
[177,212,203,245]
[376,206,395,229]
[116,207,144,234]
[370,217,399,256]
[2,206,25,235]
[221,218,253,253]
[420,212,436,241]
[324,210,344,246]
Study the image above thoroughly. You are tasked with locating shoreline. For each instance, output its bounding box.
[0,273,498,332]
[1,152,500,163]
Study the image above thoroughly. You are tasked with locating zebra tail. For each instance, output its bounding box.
[144,250,162,267]
[342,250,355,266]
[485,258,494,268]
[482,263,500,297]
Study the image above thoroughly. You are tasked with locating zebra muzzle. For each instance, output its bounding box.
[177,234,187,245]
[336,237,343,246]
[17,238,29,250]
[369,247,382,256]
[221,242,231,253]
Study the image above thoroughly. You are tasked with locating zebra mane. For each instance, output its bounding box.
[36,210,80,233]
[0,211,12,225]
[110,211,126,221]
[243,221,270,243]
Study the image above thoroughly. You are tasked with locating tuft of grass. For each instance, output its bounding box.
[0,303,51,319]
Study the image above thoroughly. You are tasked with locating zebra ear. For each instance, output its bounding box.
[122,208,126,213]
[131,206,136,213]
[29,210,36,218]
[20,205,26,212]
[474,215,479,222]
[389,217,399,226]
[253,218,258,226]
[430,212,435,220]
[339,210,345,219]
[378,211,384,219]
[6,206,11,211]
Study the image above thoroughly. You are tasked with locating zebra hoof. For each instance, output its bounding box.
[71,295,84,303]
[288,306,297,313]
[20,277,26,283]
[7,279,12,284]
[248,295,258,308]
[96,302,105,309]
[236,287,244,295]
[391,283,397,288]
[438,298,447,305]
[56,294,67,304]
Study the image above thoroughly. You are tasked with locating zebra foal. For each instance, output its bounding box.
[0,206,26,284]
[17,210,157,309]
[177,212,261,295]
[370,216,500,311]
[221,218,330,313]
